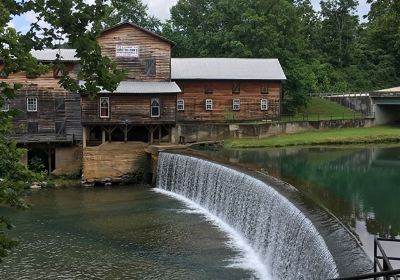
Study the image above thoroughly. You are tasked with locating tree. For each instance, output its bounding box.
[163,0,312,112]
[319,0,359,67]
[103,0,161,32]
[0,0,126,260]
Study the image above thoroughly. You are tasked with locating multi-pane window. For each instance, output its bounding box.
[205,99,213,111]
[232,82,240,94]
[261,99,268,111]
[99,97,110,118]
[27,97,38,112]
[1,98,9,112]
[151,98,160,117]
[145,58,156,76]
[177,99,185,111]
[232,99,240,111]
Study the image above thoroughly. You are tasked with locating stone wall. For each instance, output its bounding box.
[324,95,374,116]
[173,118,375,143]
[82,142,148,184]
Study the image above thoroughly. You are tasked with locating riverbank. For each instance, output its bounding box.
[225,125,400,148]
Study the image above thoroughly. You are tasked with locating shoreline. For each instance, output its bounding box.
[225,125,400,148]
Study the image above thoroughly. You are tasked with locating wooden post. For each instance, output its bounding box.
[47,148,52,175]
[150,125,154,144]
[124,124,128,143]
[158,125,162,144]
[102,129,106,144]
[83,126,87,148]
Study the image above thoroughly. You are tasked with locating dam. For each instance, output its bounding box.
[156,152,371,279]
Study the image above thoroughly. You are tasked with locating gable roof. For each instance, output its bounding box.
[79,81,181,94]
[30,49,78,62]
[171,58,286,80]
[100,22,175,46]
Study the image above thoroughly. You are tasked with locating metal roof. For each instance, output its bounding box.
[31,49,79,62]
[171,58,286,80]
[377,86,400,93]
[79,81,181,94]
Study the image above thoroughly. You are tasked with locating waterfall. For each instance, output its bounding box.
[156,153,339,280]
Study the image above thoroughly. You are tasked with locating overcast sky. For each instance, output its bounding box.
[11,0,370,33]
[143,0,371,21]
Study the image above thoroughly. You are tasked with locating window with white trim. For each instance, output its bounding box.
[27,97,38,112]
[232,99,240,111]
[151,98,160,117]
[205,99,213,111]
[1,98,9,112]
[177,99,185,111]
[261,99,268,111]
[99,97,110,118]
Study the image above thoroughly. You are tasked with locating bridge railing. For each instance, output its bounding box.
[332,237,400,280]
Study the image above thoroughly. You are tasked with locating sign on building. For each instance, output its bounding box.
[115,45,139,58]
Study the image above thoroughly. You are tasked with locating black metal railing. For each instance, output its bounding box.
[332,237,400,280]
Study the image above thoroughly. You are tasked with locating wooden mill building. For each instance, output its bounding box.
[0,22,286,177]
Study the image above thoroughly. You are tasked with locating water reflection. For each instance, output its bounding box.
[208,146,400,259]
[0,187,252,280]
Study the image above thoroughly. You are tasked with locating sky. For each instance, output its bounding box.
[11,0,371,33]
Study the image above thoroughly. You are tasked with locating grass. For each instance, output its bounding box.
[225,126,400,148]
[281,97,363,122]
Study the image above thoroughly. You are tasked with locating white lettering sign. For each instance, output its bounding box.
[115,45,139,58]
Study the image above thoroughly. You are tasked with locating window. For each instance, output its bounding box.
[261,99,268,111]
[205,83,213,94]
[99,97,110,118]
[232,82,240,94]
[151,98,160,117]
[145,59,156,76]
[205,99,213,111]
[261,83,269,94]
[177,99,185,111]
[232,99,240,111]
[1,98,9,112]
[27,97,38,112]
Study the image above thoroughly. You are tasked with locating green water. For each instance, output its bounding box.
[208,146,400,259]
[0,187,252,279]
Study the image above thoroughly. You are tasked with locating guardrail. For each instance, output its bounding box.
[332,237,400,280]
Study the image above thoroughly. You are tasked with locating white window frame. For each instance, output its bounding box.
[99,97,110,119]
[151,98,160,118]
[261,99,268,111]
[27,97,38,112]
[1,98,9,112]
[232,99,240,111]
[177,99,185,111]
[205,99,213,111]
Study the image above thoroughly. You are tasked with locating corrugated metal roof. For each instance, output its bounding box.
[31,49,78,62]
[171,58,286,80]
[79,81,181,94]
[377,86,400,92]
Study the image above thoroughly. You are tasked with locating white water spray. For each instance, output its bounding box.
[156,153,338,280]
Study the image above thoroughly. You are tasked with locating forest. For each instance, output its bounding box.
[109,0,400,112]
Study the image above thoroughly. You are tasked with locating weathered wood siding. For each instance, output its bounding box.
[81,94,176,125]
[7,88,82,143]
[98,24,172,81]
[0,66,82,143]
[175,80,282,122]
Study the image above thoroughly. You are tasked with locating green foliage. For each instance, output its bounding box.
[225,126,400,148]
[0,0,127,260]
[103,0,161,32]
[163,0,400,113]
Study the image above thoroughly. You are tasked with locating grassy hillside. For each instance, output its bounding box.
[282,97,363,121]
[225,126,400,148]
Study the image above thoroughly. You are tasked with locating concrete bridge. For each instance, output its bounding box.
[370,87,400,125]
[320,86,400,125]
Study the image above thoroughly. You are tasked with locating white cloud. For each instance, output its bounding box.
[143,0,178,21]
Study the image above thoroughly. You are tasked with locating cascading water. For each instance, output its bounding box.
[156,153,339,280]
